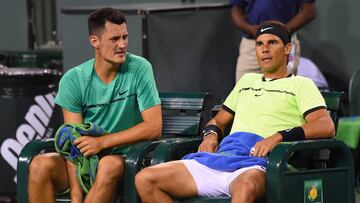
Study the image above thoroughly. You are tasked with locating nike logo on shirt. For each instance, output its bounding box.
[119,90,128,96]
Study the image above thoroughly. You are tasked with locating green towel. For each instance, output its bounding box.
[336,116,360,149]
[54,122,106,193]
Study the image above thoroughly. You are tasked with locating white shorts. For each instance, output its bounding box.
[181,159,266,197]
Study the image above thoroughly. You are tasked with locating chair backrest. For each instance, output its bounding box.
[320,91,344,129]
[349,69,360,116]
[159,92,213,138]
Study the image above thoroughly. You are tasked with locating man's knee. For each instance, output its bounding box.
[97,156,124,182]
[135,167,154,187]
[29,153,61,182]
[135,167,159,195]
[233,179,259,195]
[231,172,265,200]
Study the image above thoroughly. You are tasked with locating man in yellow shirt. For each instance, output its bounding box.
[135,21,334,203]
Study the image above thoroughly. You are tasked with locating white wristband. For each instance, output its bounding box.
[203,130,218,138]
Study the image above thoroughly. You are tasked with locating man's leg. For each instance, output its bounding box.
[66,160,84,203]
[28,153,69,203]
[235,37,262,82]
[84,155,124,203]
[229,168,266,203]
[289,33,301,75]
[135,160,198,203]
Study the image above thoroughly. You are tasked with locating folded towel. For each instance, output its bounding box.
[182,132,267,172]
[54,122,106,193]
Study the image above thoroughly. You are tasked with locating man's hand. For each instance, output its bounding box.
[251,133,283,157]
[74,136,105,157]
[198,134,219,153]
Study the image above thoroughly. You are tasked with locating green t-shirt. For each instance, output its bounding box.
[223,73,326,138]
[55,53,161,135]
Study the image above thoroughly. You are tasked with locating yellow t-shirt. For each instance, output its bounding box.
[223,73,326,138]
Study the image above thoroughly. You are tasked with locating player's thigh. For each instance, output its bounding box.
[138,160,198,198]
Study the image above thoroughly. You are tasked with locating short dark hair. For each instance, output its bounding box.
[88,7,127,36]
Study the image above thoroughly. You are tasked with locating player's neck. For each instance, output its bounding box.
[94,58,121,84]
[263,66,288,79]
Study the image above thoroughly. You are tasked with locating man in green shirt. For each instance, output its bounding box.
[135,21,334,203]
[28,7,162,203]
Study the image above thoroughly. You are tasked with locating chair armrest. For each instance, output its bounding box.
[266,139,354,203]
[122,138,204,203]
[123,138,198,203]
[123,140,162,175]
[267,139,352,172]
[122,140,163,203]
[17,138,55,203]
[150,137,202,166]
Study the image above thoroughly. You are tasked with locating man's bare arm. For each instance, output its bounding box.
[286,2,317,33]
[63,109,83,123]
[252,108,335,157]
[231,6,260,38]
[198,108,234,152]
[74,104,162,156]
[100,104,162,147]
[302,108,335,139]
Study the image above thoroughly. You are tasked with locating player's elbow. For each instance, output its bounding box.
[324,118,336,138]
[148,120,162,140]
[302,3,317,22]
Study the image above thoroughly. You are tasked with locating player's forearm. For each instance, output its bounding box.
[286,2,316,33]
[99,120,162,149]
[205,119,225,137]
[231,6,258,37]
[203,108,234,140]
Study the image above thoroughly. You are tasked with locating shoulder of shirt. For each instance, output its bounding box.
[126,53,152,73]
[62,58,94,81]
[68,58,94,72]
[233,73,262,89]
[288,75,319,96]
[289,74,314,84]
[126,53,149,64]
